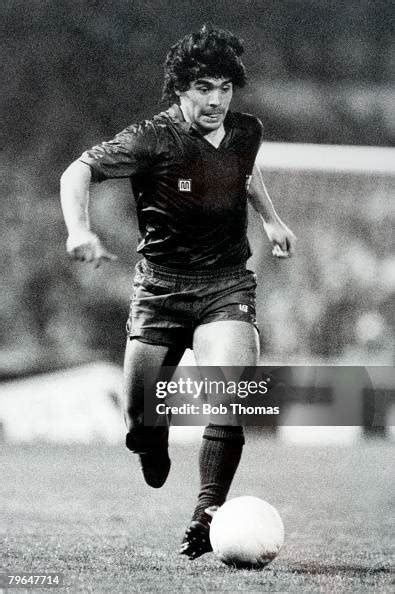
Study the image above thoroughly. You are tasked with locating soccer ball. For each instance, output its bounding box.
[209,496,284,568]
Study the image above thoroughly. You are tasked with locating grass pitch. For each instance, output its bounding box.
[1,438,393,592]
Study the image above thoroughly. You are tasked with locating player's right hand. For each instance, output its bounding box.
[66,231,117,267]
[263,220,297,259]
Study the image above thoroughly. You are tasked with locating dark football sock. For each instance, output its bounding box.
[192,424,245,522]
[125,425,169,453]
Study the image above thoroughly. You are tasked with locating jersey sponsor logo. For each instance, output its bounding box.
[239,304,249,313]
[178,179,192,192]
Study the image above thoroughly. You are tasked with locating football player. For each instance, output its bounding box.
[60,24,296,559]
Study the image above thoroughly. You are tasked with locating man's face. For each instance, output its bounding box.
[177,77,233,132]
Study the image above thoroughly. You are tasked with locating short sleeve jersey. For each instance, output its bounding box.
[79,104,263,269]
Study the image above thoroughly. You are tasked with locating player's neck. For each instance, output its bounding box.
[200,125,226,148]
[179,105,226,148]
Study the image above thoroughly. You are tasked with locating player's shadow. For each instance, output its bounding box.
[283,562,391,575]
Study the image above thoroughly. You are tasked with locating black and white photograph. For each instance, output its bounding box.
[1,1,394,592]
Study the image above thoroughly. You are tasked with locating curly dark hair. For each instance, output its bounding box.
[162,24,247,104]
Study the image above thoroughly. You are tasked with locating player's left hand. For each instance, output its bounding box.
[263,220,297,258]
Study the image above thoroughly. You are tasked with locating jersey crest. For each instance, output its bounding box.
[178,179,192,192]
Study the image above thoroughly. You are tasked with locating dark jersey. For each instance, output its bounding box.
[79,104,263,269]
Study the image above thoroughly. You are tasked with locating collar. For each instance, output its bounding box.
[166,104,193,131]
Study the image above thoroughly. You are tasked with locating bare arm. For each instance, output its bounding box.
[248,162,296,258]
[60,160,92,235]
[60,161,116,266]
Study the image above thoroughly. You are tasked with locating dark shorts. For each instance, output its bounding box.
[126,259,258,348]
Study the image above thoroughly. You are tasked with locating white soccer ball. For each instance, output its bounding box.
[209,496,284,568]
